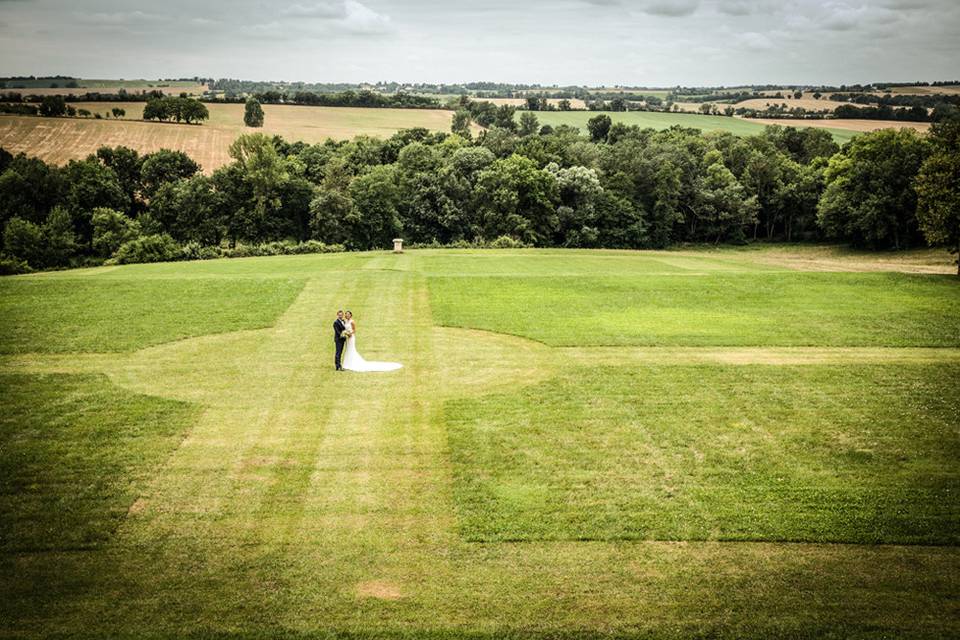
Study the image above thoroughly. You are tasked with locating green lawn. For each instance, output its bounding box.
[1,248,958,638]
[534,110,859,143]
[448,364,960,544]
[428,271,960,347]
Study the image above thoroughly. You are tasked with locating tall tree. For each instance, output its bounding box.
[347,165,402,250]
[140,149,201,198]
[817,128,929,249]
[149,175,226,245]
[518,112,540,137]
[227,133,293,242]
[587,114,612,142]
[691,150,758,243]
[96,146,142,207]
[474,154,559,244]
[244,97,265,127]
[451,109,472,139]
[62,159,129,247]
[0,154,64,228]
[915,117,960,274]
[494,104,517,131]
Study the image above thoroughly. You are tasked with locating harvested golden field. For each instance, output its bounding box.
[733,97,861,112]
[0,103,461,171]
[751,117,931,134]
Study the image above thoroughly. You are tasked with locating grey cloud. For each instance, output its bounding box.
[716,0,751,16]
[714,1,782,17]
[642,0,701,17]
[880,0,930,9]
[77,10,169,25]
[819,3,866,31]
[0,0,958,86]
[240,1,392,38]
[738,31,774,50]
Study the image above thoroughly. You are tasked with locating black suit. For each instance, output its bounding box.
[333,318,346,370]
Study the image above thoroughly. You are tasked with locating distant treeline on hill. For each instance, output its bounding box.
[830,92,960,109]
[210,90,442,109]
[1,89,189,103]
[2,114,958,275]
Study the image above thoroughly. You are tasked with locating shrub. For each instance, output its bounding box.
[406,237,530,250]
[489,235,530,249]
[2,208,77,269]
[3,217,45,266]
[180,242,222,261]
[222,241,346,259]
[0,255,32,275]
[109,234,181,265]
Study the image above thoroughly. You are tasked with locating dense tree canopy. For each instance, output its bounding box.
[142,96,210,124]
[0,116,955,273]
[817,128,929,249]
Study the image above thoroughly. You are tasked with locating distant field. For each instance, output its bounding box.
[11,85,207,97]
[533,110,859,142]
[592,87,672,99]
[1,79,206,96]
[887,84,960,95]
[0,103,462,171]
[733,96,861,112]
[753,117,929,137]
[485,97,588,109]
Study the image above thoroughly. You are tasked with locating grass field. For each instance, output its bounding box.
[0,103,463,171]
[533,110,861,143]
[1,246,958,638]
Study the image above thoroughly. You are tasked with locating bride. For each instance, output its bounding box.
[341,311,403,372]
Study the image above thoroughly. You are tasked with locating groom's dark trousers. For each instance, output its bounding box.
[333,318,346,370]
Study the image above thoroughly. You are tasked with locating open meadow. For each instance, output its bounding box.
[753,117,931,135]
[532,110,861,143]
[1,246,958,639]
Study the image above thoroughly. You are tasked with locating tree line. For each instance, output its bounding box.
[1,115,957,275]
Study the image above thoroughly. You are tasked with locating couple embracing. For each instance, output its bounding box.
[333,310,402,373]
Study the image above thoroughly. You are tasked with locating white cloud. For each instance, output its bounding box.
[281,2,346,18]
[738,31,774,50]
[339,0,392,35]
[819,3,868,31]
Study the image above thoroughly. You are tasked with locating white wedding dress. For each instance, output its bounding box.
[341,320,403,372]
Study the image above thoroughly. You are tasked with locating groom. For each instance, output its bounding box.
[333,309,346,371]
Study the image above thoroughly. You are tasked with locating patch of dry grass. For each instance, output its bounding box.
[0,103,461,171]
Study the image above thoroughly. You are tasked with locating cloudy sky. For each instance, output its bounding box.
[0,0,957,86]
